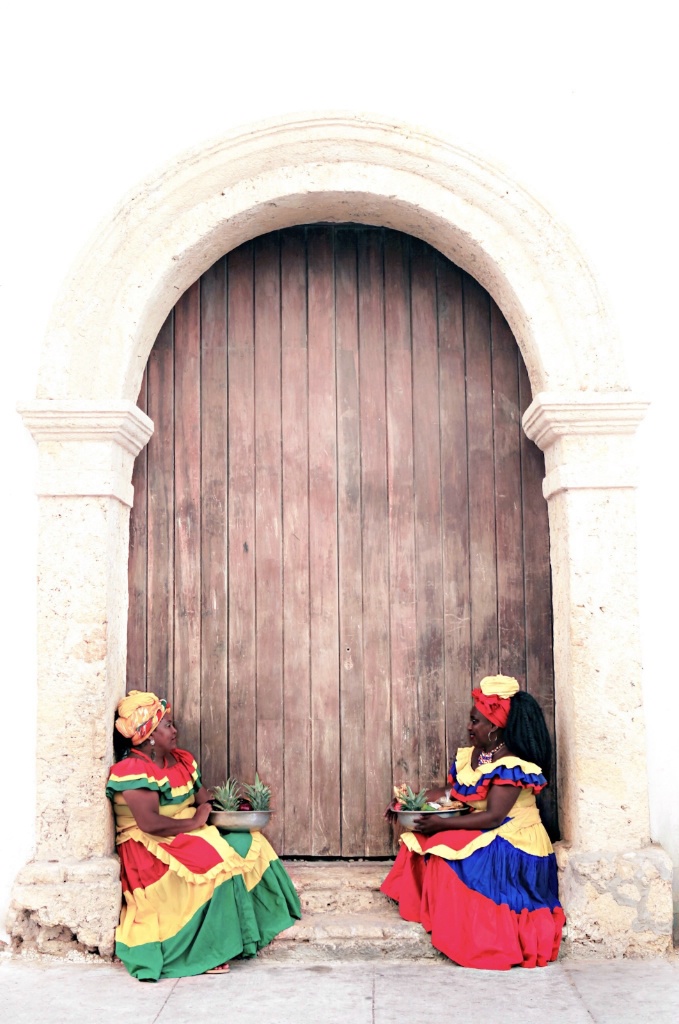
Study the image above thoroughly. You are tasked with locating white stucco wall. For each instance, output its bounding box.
[1,1,677,941]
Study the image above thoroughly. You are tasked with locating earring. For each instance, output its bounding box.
[150,738,155,746]
[488,728,497,743]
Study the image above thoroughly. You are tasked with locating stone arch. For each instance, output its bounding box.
[13,114,671,958]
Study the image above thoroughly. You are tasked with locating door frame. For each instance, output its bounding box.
[15,114,671,958]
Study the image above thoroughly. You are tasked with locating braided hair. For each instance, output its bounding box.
[112,713,132,762]
[503,691,553,783]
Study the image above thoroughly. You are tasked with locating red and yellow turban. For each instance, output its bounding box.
[471,675,520,728]
[115,690,170,746]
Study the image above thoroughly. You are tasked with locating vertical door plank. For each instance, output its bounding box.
[384,231,418,808]
[174,281,202,759]
[519,363,553,707]
[464,276,498,684]
[254,233,284,850]
[335,228,365,856]
[281,228,311,854]
[519,361,557,834]
[227,242,257,783]
[307,226,341,855]
[146,313,175,706]
[437,257,472,757]
[127,369,148,691]
[491,301,526,683]
[200,258,228,788]
[411,239,446,787]
[358,229,392,854]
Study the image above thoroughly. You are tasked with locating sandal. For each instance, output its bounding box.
[205,963,230,975]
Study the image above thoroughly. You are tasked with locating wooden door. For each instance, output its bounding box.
[127,225,556,856]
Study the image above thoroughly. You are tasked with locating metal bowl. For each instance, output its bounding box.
[209,809,273,832]
[395,807,468,830]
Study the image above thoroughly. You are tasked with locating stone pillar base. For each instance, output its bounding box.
[7,857,121,957]
[556,842,673,958]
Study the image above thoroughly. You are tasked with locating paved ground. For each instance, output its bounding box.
[2,953,679,1024]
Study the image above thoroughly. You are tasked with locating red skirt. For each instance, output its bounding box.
[381,836,565,970]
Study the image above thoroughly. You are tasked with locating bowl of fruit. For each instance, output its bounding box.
[209,774,273,831]
[391,784,469,829]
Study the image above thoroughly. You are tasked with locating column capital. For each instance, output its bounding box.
[17,400,154,506]
[522,391,649,450]
[18,399,153,454]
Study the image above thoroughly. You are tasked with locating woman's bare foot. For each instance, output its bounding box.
[205,962,230,975]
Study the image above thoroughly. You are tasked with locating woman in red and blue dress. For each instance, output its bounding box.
[381,675,565,970]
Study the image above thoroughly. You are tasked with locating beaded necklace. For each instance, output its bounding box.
[477,742,505,766]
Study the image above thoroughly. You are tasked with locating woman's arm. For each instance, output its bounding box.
[194,786,213,807]
[122,788,211,837]
[413,781,520,835]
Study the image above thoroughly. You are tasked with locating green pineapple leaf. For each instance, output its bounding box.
[211,777,242,811]
[241,772,271,811]
[399,786,429,811]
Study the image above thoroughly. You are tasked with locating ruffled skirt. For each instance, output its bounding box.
[115,824,301,980]
[381,828,565,970]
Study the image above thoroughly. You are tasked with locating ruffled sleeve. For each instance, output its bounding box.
[448,746,547,802]
[106,748,201,805]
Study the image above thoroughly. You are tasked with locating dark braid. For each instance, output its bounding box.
[112,712,132,762]
[503,691,553,783]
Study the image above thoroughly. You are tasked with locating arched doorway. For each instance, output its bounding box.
[127,224,555,856]
[14,116,668,959]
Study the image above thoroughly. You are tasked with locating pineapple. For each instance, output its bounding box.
[211,777,242,811]
[241,772,271,811]
[393,784,430,811]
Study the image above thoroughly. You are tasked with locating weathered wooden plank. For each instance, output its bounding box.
[357,229,392,855]
[146,313,175,707]
[384,230,418,816]
[127,368,148,692]
[491,301,526,683]
[519,359,558,834]
[335,227,365,856]
[464,275,498,684]
[307,225,340,855]
[173,280,202,759]
[227,241,257,784]
[281,227,312,854]
[437,257,472,761]
[200,257,228,789]
[254,232,284,851]
[411,238,446,787]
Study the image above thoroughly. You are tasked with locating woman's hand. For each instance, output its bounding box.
[412,812,454,835]
[384,800,399,822]
[191,802,211,828]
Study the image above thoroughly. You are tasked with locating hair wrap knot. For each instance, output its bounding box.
[472,674,520,728]
[115,690,170,746]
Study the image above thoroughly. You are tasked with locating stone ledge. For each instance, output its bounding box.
[555,843,673,958]
[7,857,122,958]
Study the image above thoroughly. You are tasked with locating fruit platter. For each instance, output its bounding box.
[209,773,273,832]
[391,783,470,830]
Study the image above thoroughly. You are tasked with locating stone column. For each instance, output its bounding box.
[523,392,673,957]
[8,401,153,956]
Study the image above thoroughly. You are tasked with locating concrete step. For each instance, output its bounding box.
[261,860,442,962]
[282,860,395,915]
[260,911,441,962]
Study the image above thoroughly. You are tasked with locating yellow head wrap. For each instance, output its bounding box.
[115,690,170,746]
[472,675,520,727]
[478,675,520,700]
